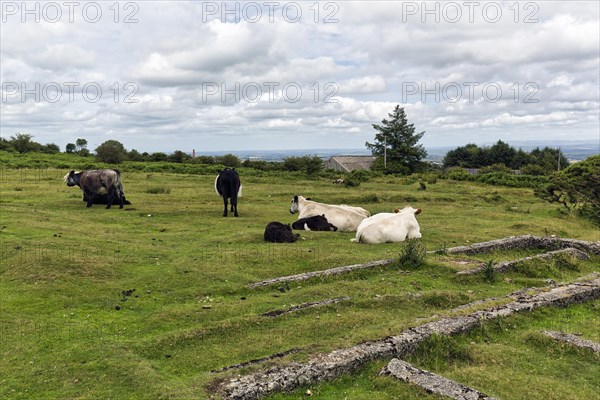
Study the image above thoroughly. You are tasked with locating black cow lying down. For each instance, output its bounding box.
[264,222,300,243]
[291,214,338,231]
[83,192,131,206]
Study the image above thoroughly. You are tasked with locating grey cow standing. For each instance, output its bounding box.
[65,169,126,209]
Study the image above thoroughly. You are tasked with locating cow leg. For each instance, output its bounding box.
[105,188,114,209]
[223,196,228,217]
[85,190,93,207]
[118,185,125,209]
[231,195,238,217]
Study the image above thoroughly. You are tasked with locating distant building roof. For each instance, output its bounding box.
[325,155,377,172]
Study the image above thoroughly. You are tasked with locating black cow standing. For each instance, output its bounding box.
[215,168,242,217]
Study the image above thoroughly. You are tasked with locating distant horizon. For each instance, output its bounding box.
[189,138,600,153]
[184,139,598,162]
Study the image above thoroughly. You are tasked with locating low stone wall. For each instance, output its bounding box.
[445,235,600,256]
[380,358,497,400]
[248,259,396,288]
[541,331,600,353]
[218,277,600,399]
[260,297,351,317]
[457,248,590,276]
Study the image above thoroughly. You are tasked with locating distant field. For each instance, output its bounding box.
[0,168,598,399]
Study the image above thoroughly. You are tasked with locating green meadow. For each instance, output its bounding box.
[0,166,598,399]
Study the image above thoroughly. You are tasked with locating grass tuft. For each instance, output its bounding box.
[398,239,427,269]
[146,186,171,194]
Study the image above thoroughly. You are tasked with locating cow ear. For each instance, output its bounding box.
[70,170,75,174]
[394,208,400,213]
[415,208,422,215]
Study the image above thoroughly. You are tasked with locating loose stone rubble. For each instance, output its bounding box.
[456,248,590,275]
[218,276,600,399]
[380,358,497,400]
[541,331,600,353]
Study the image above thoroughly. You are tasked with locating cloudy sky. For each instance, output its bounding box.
[1,1,599,153]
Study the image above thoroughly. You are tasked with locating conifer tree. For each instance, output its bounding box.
[366,105,427,174]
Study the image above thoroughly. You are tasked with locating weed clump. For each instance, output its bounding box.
[398,239,427,269]
[482,260,496,283]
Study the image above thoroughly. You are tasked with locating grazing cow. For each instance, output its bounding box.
[351,206,422,244]
[291,214,338,231]
[264,222,300,243]
[333,179,345,185]
[289,195,370,232]
[65,169,126,209]
[215,168,242,217]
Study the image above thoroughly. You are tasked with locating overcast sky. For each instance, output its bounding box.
[1,1,599,153]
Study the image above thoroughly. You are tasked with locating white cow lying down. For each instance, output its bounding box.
[351,206,422,244]
[290,195,370,232]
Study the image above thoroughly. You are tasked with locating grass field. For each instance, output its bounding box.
[0,167,598,399]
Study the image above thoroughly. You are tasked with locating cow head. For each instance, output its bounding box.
[290,195,299,214]
[394,206,422,215]
[65,170,81,187]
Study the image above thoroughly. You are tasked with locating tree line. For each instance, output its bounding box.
[442,140,568,175]
[0,133,325,174]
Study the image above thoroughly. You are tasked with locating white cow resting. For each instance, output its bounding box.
[351,206,422,244]
[290,195,370,232]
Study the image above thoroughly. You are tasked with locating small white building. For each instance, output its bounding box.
[325,155,377,172]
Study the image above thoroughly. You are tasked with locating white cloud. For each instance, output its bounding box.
[1,1,598,151]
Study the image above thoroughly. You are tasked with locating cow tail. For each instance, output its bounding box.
[113,170,124,195]
[214,175,222,196]
[351,234,361,243]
